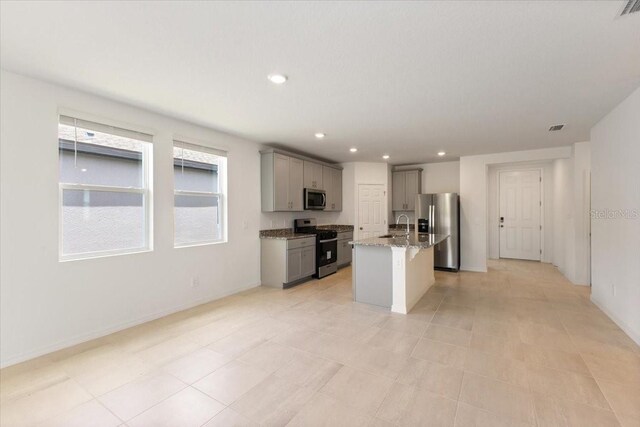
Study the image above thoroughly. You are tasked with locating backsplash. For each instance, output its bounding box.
[260,210,343,230]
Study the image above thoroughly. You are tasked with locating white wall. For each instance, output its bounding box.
[0,71,263,367]
[571,142,591,285]
[459,146,572,272]
[590,87,640,345]
[552,158,574,278]
[336,163,356,226]
[487,161,554,263]
[421,161,460,194]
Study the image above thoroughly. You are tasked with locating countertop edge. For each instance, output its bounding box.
[349,233,449,249]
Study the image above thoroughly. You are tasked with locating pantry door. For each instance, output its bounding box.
[358,184,386,239]
[499,170,541,261]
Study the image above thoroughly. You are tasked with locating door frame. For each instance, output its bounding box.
[497,168,544,261]
[356,183,387,240]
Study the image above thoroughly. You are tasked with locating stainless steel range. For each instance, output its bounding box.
[294,218,338,278]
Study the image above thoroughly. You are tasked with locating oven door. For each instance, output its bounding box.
[304,188,326,210]
[317,237,337,267]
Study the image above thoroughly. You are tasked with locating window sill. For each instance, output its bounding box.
[174,240,228,249]
[59,247,152,262]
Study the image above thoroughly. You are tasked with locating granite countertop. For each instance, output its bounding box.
[350,233,449,249]
[388,224,415,231]
[317,224,354,232]
[260,224,354,239]
[259,229,315,240]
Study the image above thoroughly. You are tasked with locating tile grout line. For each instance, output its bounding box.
[559,314,627,425]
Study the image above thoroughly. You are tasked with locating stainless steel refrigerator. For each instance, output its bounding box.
[415,193,460,271]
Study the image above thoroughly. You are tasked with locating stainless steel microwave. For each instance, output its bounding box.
[304,188,326,210]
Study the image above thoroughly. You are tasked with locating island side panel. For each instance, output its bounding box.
[404,246,436,312]
[352,245,393,309]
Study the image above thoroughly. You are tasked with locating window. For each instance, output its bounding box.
[173,140,227,247]
[58,115,152,260]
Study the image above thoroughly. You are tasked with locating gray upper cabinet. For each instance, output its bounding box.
[392,169,422,211]
[303,161,323,189]
[332,167,342,211]
[392,171,406,211]
[323,166,342,211]
[404,170,420,211]
[262,149,341,212]
[289,157,304,211]
[261,152,304,212]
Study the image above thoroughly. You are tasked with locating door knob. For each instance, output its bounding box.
[359,227,363,230]
[500,225,504,228]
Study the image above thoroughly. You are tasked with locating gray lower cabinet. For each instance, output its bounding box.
[337,231,353,267]
[261,237,316,287]
[300,246,315,277]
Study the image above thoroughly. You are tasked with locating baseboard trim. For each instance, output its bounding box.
[460,265,487,273]
[590,295,640,346]
[0,282,260,369]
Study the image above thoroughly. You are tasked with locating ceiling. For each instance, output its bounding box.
[1,1,639,165]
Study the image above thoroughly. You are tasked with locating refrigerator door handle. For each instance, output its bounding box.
[429,205,434,234]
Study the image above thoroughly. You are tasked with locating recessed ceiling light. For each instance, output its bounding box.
[80,168,87,172]
[382,155,390,160]
[314,132,326,139]
[350,148,358,153]
[437,151,446,156]
[267,74,288,84]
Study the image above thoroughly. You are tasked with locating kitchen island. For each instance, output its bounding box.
[350,233,449,314]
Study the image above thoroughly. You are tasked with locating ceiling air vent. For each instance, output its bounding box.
[549,124,565,131]
[620,0,640,16]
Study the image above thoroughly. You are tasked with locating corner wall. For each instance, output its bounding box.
[459,146,572,272]
[590,87,640,344]
[0,71,263,367]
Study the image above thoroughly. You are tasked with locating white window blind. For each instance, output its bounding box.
[173,140,227,247]
[59,115,153,143]
[58,115,152,260]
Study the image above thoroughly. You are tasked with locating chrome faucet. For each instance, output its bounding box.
[396,214,411,237]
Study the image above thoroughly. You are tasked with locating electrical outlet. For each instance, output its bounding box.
[191,277,200,288]
[242,220,248,230]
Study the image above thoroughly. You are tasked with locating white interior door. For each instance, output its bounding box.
[358,184,386,239]
[499,170,541,261]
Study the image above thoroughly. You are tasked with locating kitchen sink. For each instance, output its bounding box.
[379,234,408,238]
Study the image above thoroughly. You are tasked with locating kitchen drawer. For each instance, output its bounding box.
[286,237,316,250]
[337,231,353,241]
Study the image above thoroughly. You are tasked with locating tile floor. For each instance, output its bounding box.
[1,260,639,427]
